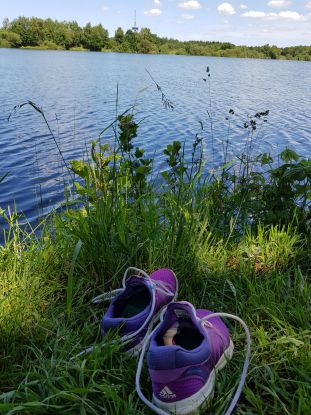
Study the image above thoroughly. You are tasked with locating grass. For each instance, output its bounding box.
[69,47,89,52]
[21,43,64,51]
[20,45,89,52]
[0,108,310,414]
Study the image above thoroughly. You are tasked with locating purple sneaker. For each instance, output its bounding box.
[99,267,178,354]
[136,301,251,415]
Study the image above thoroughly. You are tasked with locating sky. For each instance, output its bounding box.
[1,0,311,47]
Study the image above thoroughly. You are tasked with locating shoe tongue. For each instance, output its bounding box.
[161,302,198,345]
[167,301,197,321]
[102,275,153,335]
[125,274,150,288]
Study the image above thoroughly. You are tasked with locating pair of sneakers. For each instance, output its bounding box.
[93,267,251,415]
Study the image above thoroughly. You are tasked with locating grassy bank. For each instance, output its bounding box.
[0,110,310,414]
[20,44,89,52]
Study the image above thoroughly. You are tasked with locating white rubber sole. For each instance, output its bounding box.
[152,339,234,415]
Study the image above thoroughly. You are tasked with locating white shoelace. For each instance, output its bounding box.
[75,268,251,414]
[74,267,176,358]
[135,308,251,415]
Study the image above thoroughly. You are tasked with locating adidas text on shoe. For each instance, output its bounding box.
[136,301,251,415]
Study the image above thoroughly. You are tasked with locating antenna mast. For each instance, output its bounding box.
[132,10,139,32]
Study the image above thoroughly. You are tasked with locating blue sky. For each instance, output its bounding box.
[1,1,311,46]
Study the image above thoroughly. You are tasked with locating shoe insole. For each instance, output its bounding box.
[117,287,151,318]
[172,326,203,350]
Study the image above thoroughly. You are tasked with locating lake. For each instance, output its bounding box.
[0,48,310,224]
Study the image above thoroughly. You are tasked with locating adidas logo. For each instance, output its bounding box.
[174,309,189,318]
[159,386,176,399]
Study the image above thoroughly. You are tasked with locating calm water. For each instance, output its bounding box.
[0,49,311,223]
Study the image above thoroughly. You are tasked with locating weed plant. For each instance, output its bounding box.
[1,80,311,414]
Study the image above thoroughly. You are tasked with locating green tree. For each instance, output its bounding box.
[10,17,32,45]
[2,18,10,30]
[2,16,311,60]
[114,27,124,44]
[137,28,159,54]
[83,23,108,51]
[0,30,21,47]
[124,30,137,52]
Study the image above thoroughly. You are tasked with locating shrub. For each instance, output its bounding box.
[0,29,21,47]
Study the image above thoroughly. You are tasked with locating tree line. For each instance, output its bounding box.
[1,16,310,61]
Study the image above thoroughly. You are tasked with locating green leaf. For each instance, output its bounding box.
[280,148,300,163]
[0,403,15,411]
[219,160,234,172]
[70,160,89,179]
[66,239,83,318]
[260,153,273,166]
[283,166,306,181]
[161,171,170,182]
[135,148,144,158]
[73,181,86,195]
[136,165,151,175]
[99,143,109,152]
[277,336,304,347]
[172,141,181,154]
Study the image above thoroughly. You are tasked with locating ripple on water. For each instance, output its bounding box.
[0,50,310,223]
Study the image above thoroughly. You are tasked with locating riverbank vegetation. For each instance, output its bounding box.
[1,16,311,60]
[1,96,311,413]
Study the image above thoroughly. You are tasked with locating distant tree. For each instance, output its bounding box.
[83,23,109,51]
[124,29,137,52]
[269,45,279,60]
[10,17,32,45]
[115,27,124,44]
[137,28,159,54]
[220,42,235,50]
[0,29,21,47]
[2,16,311,61]
[138,38,153,54]
[2,18,10,30]
[68,21,83,47]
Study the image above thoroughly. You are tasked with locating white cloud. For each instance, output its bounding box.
[240,4,248,10]
[144,8,162,16]
[217,2,236,15]
[305,1,311,8]
[101,5,109,12]
[154,0,162,5]
[242,10,309,21]
[182,13,195,19]
[178,1,202,10]
[242,11,267,17]
[278,11,308,20]
[267,0,291,8]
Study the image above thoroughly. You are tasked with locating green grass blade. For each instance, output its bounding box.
[66,239,83,318]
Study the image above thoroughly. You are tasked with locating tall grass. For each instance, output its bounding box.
[1,91,310,414]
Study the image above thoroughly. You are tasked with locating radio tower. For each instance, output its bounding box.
[132,10,139,32]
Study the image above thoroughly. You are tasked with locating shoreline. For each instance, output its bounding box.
[1,45,310,62]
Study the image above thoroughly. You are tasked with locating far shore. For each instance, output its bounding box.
[1,45,310,62]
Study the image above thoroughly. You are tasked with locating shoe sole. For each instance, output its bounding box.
[152,339,234,415]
